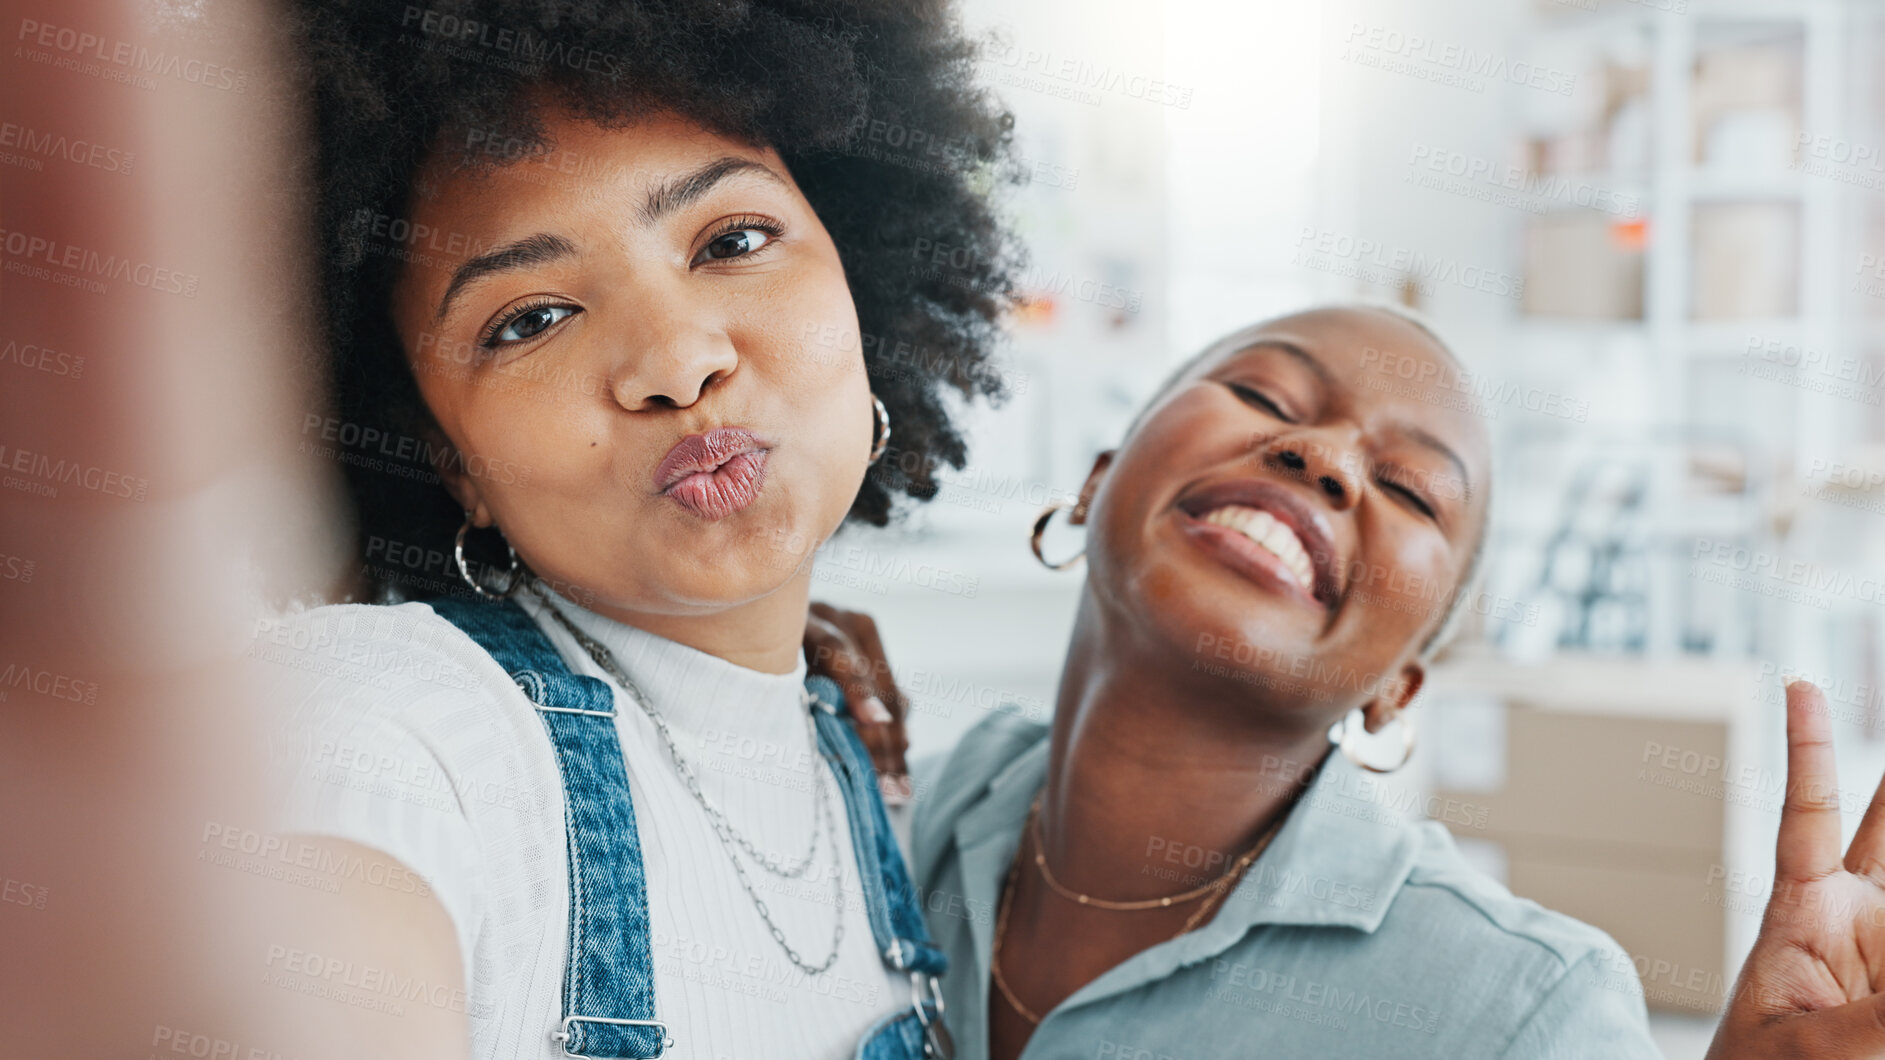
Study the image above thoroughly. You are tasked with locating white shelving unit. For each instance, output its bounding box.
[1499,2,1854,667]
[1483,0,1875,1019]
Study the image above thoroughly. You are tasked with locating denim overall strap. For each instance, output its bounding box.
[806,676,953,1059]
[426,596,668,1060]
[805,675,948,976]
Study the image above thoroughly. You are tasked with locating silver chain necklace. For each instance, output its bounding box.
[528,581,847,975]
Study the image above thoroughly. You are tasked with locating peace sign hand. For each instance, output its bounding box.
[1708,681,1885,1059]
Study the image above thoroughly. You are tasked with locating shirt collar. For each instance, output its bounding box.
[949,727,1424,1017]
[1207,749,1422,933]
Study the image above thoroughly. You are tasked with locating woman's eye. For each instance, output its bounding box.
[693,227,773,265]
[489,304,577,345]
[1228,382,1291,420]
[1383,479,1437,520]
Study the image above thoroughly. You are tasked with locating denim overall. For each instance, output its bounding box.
[426,596,951,1060]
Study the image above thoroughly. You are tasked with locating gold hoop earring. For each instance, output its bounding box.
[1337,710,1415,773]
[1029,502,1087,571]
[455,513,523,599]
[868,394,891,466]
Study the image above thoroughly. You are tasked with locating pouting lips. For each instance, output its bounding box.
[1176,479,1342,608]
[655,427,773,520]
[654,426,769,491]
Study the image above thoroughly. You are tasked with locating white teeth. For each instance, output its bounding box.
[1202,506,1317,590]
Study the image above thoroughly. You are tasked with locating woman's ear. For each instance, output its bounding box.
[1361,660,1425,733]
[1068,450,1115,526]
[430,430,491,527]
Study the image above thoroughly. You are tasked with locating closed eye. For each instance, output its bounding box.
[1379,477,1437,520]
[1226,382,1293,422]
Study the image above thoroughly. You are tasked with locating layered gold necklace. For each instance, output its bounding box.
[989,797,1288,1025]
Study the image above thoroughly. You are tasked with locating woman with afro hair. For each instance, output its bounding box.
[262,1,1022,1057]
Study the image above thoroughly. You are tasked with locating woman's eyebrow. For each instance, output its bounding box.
[434,232,578,322]
[431,157,787,323]
[639,156,787,225]
[1240,339,1335,391]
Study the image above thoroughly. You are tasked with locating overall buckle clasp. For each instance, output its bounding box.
[551,1014,672,1060]
[910,973,954,1059]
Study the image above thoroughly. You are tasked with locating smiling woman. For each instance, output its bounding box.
[913,305,1662,1060]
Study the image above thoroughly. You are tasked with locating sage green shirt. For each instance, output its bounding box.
[912,712,1663,1059]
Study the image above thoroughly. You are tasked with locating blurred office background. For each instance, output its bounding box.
[811,0,1885,1053]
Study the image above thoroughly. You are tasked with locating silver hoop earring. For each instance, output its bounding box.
[1336,710,1415,773]
[1029,501,1087,571]
[868,394,892,466]
[454,514,523,599]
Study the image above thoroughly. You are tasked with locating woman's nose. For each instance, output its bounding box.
[609,317,740,411]
[1264,436,1362,509]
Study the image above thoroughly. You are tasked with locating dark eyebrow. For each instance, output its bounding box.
[434,232,578,322]
[1236,339,1337,391]
[639,156,787,226]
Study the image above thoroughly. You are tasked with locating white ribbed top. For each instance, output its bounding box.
[260,592,904,1060]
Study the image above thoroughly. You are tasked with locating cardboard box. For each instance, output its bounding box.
[1504,843,1731,1014]
[1428,654,1762,1013]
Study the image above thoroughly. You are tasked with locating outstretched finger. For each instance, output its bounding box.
[1778,680,1844,883]
[1844,725,1885,886]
